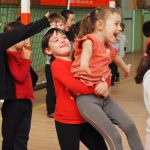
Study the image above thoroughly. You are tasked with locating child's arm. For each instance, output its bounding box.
[113,55,131,78]
[74,39,92,75]
[0,13,51,52]
[52,60,94,94]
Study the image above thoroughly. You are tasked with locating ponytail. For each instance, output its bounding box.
[135,42,150,84]
[77,15,94,38]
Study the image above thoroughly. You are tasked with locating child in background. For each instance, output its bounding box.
[110,22,127,85]
[2,22,34,150]
[61,9,76,42]
[0,13,52,150]
[71,7,143,150]
[44,13,65,118]
[135,21,150,150]
[42,28,108,150]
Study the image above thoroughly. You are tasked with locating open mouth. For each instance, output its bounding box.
[60,44,69,48]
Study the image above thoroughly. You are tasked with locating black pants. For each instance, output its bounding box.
[55,121,108,150]
[1,99,32,150]
[109,62,118,84]
[45,64,56,114]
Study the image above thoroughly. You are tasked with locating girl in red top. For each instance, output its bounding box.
[42,28,108,150]
[71,7,144,150]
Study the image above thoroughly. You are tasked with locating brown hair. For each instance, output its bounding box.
[135,42,150,84]
[48,13,65,24]
[78,7,120,38]
[3,21,23,33]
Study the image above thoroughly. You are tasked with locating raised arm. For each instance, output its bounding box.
[0,14,50,52]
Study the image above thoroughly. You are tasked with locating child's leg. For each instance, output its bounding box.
[81,123,108,150]
[14,99,32,150]
[1,99,32,150]
[55,121,81,150]
[45,64,56,116]
[76,95,123,150]
[103,96,144,150]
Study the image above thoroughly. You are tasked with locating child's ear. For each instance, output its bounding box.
[96,20,104,30]
[44,48,53,55]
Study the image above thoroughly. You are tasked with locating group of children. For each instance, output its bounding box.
[0,6,149,150]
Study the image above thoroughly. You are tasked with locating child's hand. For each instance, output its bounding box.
[94,81,109,97]
[124,64,131,78]
[23,46,32,60]
[45,12,50,18]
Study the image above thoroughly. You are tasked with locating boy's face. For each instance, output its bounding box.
[47,31,71,57]
[51,20,65,31]
[56,20,65,30]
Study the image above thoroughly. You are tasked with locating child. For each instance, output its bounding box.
[135,21,150,150]
[71,7,144,150]
[135,42,150,150]
[110,22,127,85]
[44,13,65,118]
[0,13,52,150]
[42,28,108,150]
[0,12,52,100]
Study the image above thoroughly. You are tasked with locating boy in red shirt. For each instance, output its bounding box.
[0,13,53,150]
[42,28,108,150]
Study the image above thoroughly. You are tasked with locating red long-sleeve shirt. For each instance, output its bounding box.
[7,50,34,101]
[51,58,94,124]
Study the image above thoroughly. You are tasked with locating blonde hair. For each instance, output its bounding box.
[78,7,120,38]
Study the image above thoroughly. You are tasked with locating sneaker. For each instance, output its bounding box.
[47,113,54,118]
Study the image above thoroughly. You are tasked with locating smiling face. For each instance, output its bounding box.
[103,12,122,44]
[45,31,71,59]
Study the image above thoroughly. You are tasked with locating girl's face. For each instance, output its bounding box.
[65,14,75,31]
[47,31,71,58]
[103,12,122,44]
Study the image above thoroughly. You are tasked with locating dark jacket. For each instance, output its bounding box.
[0,17,49,99]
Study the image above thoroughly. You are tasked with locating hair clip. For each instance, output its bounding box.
[87,12,91,17]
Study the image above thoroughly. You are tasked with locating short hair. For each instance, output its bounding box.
[48,13,65,24]
[3,21,23,33]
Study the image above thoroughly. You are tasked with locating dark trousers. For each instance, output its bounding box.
[45,64,56,114]
[55,121,108,150]
[109,62,118,84]
[1,99,32,150]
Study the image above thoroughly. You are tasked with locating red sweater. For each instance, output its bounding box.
[7,50,34,101]
[51,58,94,124]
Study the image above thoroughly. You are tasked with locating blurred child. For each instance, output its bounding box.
[110,22,127,85]
[71,7,143,150]
[135,21,150,150]
[44,13,65,118]
[0,13,52,150]
[42,28,108,150]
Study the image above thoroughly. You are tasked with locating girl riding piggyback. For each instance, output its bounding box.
[71,7,144,150]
